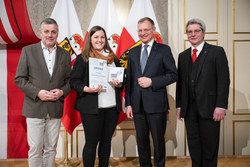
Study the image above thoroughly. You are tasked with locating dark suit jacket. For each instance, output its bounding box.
[125,41,178,113]
[70,55,123,114]
[176,42,230,118]
[14,42,71,119]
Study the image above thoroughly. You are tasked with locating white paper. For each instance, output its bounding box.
[89,57,108,89]
[108,67,124,82]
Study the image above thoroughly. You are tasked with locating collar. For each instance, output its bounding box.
[142,39,155,48]
[41,42,57,51]
[191,41,205,52]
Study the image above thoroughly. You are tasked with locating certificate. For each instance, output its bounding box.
[108,67,124,82]
[89,57,108,89]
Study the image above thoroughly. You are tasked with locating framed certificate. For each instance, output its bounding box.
[89,57,108,89]
[108,67,124,82]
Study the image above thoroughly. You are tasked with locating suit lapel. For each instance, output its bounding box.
[143,41,157,74]
[51,46,61,79]
[36,43,51,78]
[182,48,191,81]
[134,44,142,73]
[195,42,209,80]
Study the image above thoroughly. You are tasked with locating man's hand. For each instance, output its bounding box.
[176,108,183,121]
[38,90,57,101]
[213,108,226,121]
[126,106,133,119]
[50,89,64,101]
[138,77,152,88]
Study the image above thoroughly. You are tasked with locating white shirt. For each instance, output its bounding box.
[191,41,205,58]
[98,50,116,108]
[41,42,57,77]
[140,39,155,62]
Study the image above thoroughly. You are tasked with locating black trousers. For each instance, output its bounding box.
[185,101,220,167]
[80,107,119,167]
[133,104,167,167]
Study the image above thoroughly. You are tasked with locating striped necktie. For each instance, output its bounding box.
[141,45,149,73]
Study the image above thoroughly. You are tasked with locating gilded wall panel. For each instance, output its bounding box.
[233,0,250,33]
[233,40,250,115]
[233,121,250,155]
[184,0,218,34]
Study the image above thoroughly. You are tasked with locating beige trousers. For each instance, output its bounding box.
[26,117,61,167]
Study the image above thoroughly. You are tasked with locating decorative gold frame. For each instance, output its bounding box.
[233,120,250,155]
[233,0,250,34]
[233,40,250,115]
[183,0,218,34]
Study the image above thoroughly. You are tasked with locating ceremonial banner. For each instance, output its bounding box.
[0,0,40,159]
[86,0,122,55]
[51,0,84,134]
[85,0,128,123]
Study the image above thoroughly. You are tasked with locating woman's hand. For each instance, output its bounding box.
[83,84,103,93]
[109,79,122,88]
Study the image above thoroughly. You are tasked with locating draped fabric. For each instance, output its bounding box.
[0,0,40,158]
[51,0,84,135]
[84,0,127,123]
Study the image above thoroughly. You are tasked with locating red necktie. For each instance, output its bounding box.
[192,48,197,63]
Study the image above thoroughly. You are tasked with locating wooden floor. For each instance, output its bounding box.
[0,156,250,167]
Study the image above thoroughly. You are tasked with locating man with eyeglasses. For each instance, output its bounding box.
[125,17,178,167]
[176,18,230,167]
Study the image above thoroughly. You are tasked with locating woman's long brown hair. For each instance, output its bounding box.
[81,25,117,62]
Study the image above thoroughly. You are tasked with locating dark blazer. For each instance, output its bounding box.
[14,42,72,118]
[176,42,230,118]
[70,55,123,114]
[125,41,178,113]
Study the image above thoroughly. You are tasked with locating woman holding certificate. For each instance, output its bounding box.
[70,26,123,167]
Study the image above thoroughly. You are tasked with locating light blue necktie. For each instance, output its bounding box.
[141,45,149,73]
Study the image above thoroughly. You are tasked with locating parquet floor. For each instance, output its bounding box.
[0,156,249,167]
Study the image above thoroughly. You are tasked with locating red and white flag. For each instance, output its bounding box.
[116,0,162,57]
[117,0,163,122]
[0,45,8,159]
[85,0,128,123]
[0,0,40,159]
[50,0,84,135]
[86,0,121,54]
[0,0,20,44]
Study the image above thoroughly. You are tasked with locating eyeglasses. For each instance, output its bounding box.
[187,29,202,35]
[137,28,152,33]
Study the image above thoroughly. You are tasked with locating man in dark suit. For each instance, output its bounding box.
[125,17,178,167]
[176,18,230,167]
[14,18,71,167]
